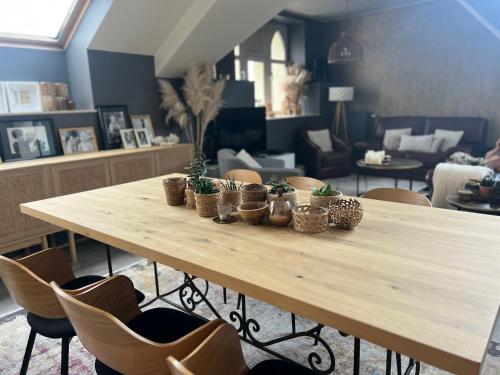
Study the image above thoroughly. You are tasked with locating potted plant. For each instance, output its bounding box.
[219,178,243,208]
[241,183,267,203]
[185,159,207,209]
[192,177,220,217]
[267,179,298,207]
[310,183,343,209]
[480,174,495,201]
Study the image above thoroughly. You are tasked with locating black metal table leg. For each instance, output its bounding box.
[409,170,414,191]
[386,350,392,375]
[396,353,402,375]
[153,261,161,297]
[395,171,399,189]
[105,244,113,276]
[20,329,36,375]
[353,337,360,375]
[356,170,361,196]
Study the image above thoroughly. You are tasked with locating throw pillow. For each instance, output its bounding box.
[434,129,464,152]
[236,149,262,168]
[398,134,434,153]
[383,128,412,151]
[307,129,333,152]
[430,137,444,153]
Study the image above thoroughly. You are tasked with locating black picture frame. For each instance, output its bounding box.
[97,105,132,149]
[0,119,57,162]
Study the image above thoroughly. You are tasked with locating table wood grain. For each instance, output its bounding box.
[21,174,500,374]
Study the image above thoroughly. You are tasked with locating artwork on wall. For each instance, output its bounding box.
[97,105,132,149]
[0,83,9,114]
[0,119,56,162]
[59,127,98,155]
[131,114,155,138]
[5,82,42,113]
[120,129,137,149]
[134,129,152,148]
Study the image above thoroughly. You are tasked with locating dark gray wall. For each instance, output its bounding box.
[0,47,69,83]
[326,0,500,145]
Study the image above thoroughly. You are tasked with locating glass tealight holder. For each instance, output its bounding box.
[217,200,233,222]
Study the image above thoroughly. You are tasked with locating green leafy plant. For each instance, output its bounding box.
[191,177,217,194]
[481,174,495,188]
[268,179,295,194]
[312,183,340,197]
[186,158,207,179]
[219,178,243,191]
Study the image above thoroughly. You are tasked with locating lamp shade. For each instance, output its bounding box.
[329,87,354,102]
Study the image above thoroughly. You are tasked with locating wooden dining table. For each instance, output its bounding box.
[20,173,500,374]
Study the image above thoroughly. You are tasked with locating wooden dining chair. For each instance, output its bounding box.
[362,188,432,207]
[167,323,316,375]
[0,248,145,375]
[285,176,324,191]
[224,169,262,184]
[51,275,225,375]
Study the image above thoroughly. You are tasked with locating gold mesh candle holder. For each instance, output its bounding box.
[329,198,363,230]
[163,177,186,206]
[292,205,329,234]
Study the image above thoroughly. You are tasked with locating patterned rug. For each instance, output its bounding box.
[1,260,499,374]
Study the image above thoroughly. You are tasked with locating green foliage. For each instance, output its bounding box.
[219,178,243,191]
[481,174,495,187]
[268,179,295,194]
[191,177,218,194]
[186,158,207,179]
[311,183,340,196]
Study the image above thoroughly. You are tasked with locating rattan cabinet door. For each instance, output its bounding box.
[51,159,111,196]
[155,145,192,176]
[109,152,156,185]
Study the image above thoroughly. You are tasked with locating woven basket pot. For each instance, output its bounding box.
[221,190,242,208]
[195,192,220,218]
[310,192,342,222]
[292,205,329,234]
[186,188,196,209]
[329,198,363,230]
[268,190,298,208]
[241,184,267,203]
[163,177,186,206]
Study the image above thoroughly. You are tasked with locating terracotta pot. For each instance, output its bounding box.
[195,192,220,218]
[479,186,492,201]
[163,177,186,206]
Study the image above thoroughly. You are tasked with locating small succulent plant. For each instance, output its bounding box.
[186,158,207,179]
[219,178,243,191]
[312,183,340,197]
[191,177,218,194]
[268,179,295,194]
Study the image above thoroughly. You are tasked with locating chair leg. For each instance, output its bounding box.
[61,337,70,375]
[223,287,227,304]
[20,329,37,375]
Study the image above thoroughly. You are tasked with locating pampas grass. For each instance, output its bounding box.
[159,63,224,158]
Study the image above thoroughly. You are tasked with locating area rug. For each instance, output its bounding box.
[1,260,499,374]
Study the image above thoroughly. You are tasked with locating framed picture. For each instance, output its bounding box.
[131,114,155,138]
[97,105,132,149]
[134,129,152,148]
[0,83,9,113]
[5,82,42,113]
[120,129,137,149]
[59,127,98,155]
[0,119,56,162]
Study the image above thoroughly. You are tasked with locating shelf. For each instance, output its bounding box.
[266,113,321,121]
[0,109,97,117]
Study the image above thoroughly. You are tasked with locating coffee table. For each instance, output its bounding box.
[446,194,500,215]
[356,158,423,196]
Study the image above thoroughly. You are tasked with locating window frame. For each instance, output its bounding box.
[0,0,90,50]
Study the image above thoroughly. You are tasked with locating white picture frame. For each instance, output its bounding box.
[131,114,155,138]
[0,83,9,113]
[134,129,152,148]
[120,129,137,149]
[5,82,42,113]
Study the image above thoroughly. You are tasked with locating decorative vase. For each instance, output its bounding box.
[330,199,363,230]
[267,190,298,208]
[241,184,267,203]
[163,177,186,206]
[186,188,196,209]
[195,192,220,218]
[268,198,292,226]
[479,186,492,201]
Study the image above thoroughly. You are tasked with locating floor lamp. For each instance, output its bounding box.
[329,87,354,143]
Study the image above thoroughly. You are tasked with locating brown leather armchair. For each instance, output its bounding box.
[297,127,352,179]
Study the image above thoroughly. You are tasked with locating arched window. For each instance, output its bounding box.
[270,31,287,112]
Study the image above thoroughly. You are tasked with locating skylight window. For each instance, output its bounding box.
[0,0,88,48]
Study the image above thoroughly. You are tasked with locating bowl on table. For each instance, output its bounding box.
[237,202,268,225]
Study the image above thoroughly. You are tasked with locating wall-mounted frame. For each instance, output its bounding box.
[97,105,132,149]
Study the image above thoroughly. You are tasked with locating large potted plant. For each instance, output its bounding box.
[267,179,298,207]
[192,177,220,218]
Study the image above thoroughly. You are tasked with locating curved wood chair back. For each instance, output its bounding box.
[285,176,324,191]
[362,188,432,207]
[52,276,224,375]
[167,323,250,375]
[224,169,262,184]
[0,248,75,318]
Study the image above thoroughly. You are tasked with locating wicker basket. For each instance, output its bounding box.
[237,202,268,225]
[310,192,342,222]
[186,188,196,209]
[195,192,220,218]
[163,177,186,206]
[329,198,363,230]
[292,205,329,234]
[241,184,267,203]
[221,190,242,208]
[268,190,298,208]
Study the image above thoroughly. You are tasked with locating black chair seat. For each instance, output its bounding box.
[250,359,317,374]
[95,308,205,374]
[26,275,145,339]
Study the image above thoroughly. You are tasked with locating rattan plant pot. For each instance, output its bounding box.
[221,190,242,208]
[310,192,342,222]
[195,192,220,218]
[329,198,363,230]
[292,205,329,234]
[268,190,298,208]
[241,184,267,203]
[186,188,196,209]
[163,177,186,206]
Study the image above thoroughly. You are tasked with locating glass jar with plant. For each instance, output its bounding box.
[267,179,298,207]
[219,178,243,208]
[192,177,220,217]
[480,174,495,201]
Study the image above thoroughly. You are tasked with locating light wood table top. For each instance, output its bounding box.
[21,174,500,374]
